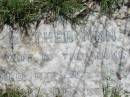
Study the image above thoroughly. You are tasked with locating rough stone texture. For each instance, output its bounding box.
[0,12,130,97]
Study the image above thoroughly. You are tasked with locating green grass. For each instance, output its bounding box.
[0,0,124,32]
[0,0,85,34]
[0,0,125,36]
[0,0,40,34]
[0,87,26,97]
[103,87,121,97]
[100,0,122,14]
[102,85,130,97]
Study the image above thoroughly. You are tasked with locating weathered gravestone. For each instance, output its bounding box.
[0,13,130,97]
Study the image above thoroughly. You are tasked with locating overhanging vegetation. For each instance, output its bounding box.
[0,0,124,32]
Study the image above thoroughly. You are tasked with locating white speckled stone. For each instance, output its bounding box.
[0,13,130,97]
